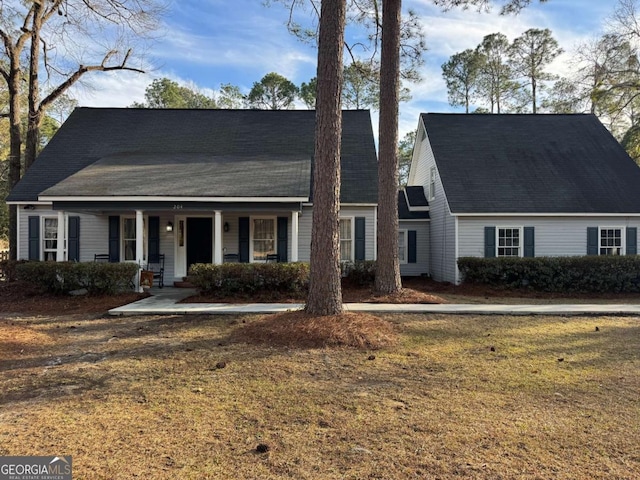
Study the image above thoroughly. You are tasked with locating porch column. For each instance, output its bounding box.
[214,210,223,264]
[135,210,144,292]
[56,211,65,262]
[291,210,299,262]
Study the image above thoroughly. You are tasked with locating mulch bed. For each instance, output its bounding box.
[0,281,148,316]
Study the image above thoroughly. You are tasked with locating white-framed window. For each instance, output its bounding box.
[122,216,147,262]
[497,227,522,257]
[339,217,354,262]
[251,217,276,262]
[599,227,624,255]
[398,229,408,264]
[429,166,436,200]
[42,217,58,261]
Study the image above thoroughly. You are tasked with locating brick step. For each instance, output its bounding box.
[173,277,195,288]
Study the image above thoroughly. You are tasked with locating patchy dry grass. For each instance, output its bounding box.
[0,312,638,479]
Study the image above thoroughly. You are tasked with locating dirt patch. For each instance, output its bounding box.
[233,310,398,349]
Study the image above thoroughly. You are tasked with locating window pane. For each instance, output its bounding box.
[339,219,351,239]
[398,231,406,262]
[44,218,58,239]
[497,228,520,257]
[254,240,275,260]
[253,219,275,261]
[43,218,58,260]
[124,240,136,261]
[600,228,622,255]
[123,218,136,239]
[254,219,275,240]
[340,240,352,261]
[339,219,353,261]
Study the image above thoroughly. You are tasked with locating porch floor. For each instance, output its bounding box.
[108,287,640,316]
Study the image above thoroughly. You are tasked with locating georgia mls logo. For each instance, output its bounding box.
[0,456,72,480]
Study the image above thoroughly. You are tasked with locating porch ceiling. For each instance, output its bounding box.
[40,153,311,198]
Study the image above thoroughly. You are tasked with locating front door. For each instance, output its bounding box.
[187,217,213,271]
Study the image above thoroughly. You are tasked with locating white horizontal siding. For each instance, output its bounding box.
[458,215,640,260]
[297,205,377,262]
[405,121,458,282]
[399,221,430,277]
[17,206,107,262]
[408,121,433,188]
[298,206,313,261]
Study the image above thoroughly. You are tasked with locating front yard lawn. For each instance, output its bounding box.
[1,312,638,479]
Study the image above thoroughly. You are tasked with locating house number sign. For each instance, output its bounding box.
[173,204,183,210]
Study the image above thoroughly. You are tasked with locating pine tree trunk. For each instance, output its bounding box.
[375,0,402,295]
[305,0,346,316]
[25,1,43,171]
[7,57,23,261]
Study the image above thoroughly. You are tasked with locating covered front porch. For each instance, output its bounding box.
[46,199,304,288]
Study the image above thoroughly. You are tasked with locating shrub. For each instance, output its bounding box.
[0,259,28,282]
[189,262,310,295]
[341,260,377,286]
[16,261,139,295]
[457,256,640,293]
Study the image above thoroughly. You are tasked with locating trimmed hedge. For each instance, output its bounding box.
[189,262,310,295]
[16,261,139,295]
[0,259,28,282]
[341,260,376,286]
[458,256,640,293]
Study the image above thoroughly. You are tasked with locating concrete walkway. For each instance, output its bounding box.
[108,287,640,316]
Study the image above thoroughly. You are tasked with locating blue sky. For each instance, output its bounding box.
[71,0,615,138]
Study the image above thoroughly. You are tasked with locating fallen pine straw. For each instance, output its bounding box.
[232,310,398,349]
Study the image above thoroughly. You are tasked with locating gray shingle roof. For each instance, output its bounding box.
[42,154,311,198]
[398,189,429,220]
[421,113,640,214]
[9,108,378,203]
[405,186,429,207]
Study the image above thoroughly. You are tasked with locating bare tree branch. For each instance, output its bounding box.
[39,48,143,111]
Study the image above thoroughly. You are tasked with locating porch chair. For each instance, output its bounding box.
[223,253,239,263]
[145,253,165,288]
[94,254,110,262]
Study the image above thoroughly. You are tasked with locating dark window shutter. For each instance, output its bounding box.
[626,227,637,255]
[587,227,598,255]
[277,216,288,262]
[148,216,160,261]
[408,230,417,263]
[239,217,250,263]
[484,226,496,258]
[28,216,40,260]
[68,216,80,262]
[523,226,535,258]
[355,217,366,261]
[108,216,120,262]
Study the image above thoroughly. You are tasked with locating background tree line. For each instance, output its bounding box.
[131,63,390,111]
[441,0,640,164]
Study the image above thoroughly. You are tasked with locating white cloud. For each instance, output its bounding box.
[70,71,152,108]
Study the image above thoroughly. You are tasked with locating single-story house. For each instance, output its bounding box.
[7,108,388,285]
[408,113,640,284]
